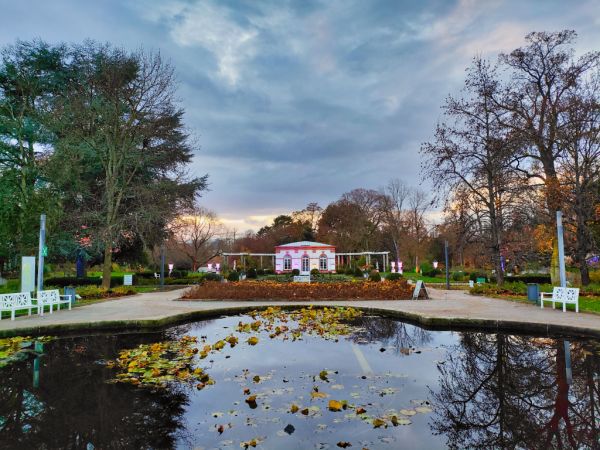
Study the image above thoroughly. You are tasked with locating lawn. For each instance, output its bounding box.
[470,282,600,314]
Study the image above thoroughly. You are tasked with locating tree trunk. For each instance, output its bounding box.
[102,245,112,289]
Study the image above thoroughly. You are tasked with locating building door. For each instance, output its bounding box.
[301,255,310,274]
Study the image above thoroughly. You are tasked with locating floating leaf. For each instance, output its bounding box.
[290,404,299,413]
[372,418,386,428]
[415,406,432,413]
[247,337,259,346]
[399,409,417,416]
[328,400,343,411]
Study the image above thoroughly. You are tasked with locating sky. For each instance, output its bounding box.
[1,0,599,231]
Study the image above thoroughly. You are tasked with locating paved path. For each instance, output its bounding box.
[0,287,599,337]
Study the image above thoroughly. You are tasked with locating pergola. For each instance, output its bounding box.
[335,251,391,272]
[221,252,275,269]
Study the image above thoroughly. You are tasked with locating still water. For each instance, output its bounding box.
[0,312,598,449]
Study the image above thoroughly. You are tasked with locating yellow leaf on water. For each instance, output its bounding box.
[247,337,259,346]
[290,404,299,413]
[372,418,386,428]
[311,391,328,399]
[328,400,343,411]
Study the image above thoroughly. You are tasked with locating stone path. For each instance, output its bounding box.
[0,287,598,337]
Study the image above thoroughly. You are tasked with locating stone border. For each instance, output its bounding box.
[1,303,599,340]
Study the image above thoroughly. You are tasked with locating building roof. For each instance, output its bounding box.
[275,241,334,248]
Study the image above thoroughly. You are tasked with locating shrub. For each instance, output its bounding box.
[353,267,364,278]
[336,267,346,274]
[263,269,274,275]
[504,275,551,284]
[345,267,354,275]
[423,268,442,277]
[203,272,222,282]
[310,268,320,275]
[368,270,381,282]
[246,268,258,279]
[469,272,488,282]
[256,268,265,276]
[45,276,101,287]
[386,272,403,282]
[292,269,300,276]
[452,271,465,281]
[227,271,240,282]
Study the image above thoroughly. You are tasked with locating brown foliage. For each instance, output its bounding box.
[182,280,413,301]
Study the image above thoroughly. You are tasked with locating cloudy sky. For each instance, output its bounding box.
[1,0,599,231]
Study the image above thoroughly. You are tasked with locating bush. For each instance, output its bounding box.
[368,270,381,282]
[345,267,354,275]
[227,271,240,282]
[504,275,551,284]
[246,268,258,279]
[386,272,403,282]
[423,268,442,277]
[292,269,300,276]
[45,276,129,288]
[452,271,465,281]
[353,267,364,278]
[256,268,265,276]
[263,269,274,275]
[336,267,346,274]
[310,268,320,275]
[203,272,223,282]
[469,272,488,282]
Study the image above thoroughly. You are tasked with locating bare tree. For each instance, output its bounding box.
[422,57,525,284]
[168,207,222,271]
[558,77,600,285]
[381,179,411,263]
[497,30,600,217]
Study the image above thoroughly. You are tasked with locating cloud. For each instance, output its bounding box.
[1,0,598,233]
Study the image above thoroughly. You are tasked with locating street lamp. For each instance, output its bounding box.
[433,260,438,269]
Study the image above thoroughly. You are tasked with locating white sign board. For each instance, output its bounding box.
[123,274,133,286]
[293,275,311,283]
[412,280,429,300]
[21,256,36,292]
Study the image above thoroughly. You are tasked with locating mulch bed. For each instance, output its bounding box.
[181,280,413,301]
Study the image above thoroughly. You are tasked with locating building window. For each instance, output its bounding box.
[319,255,328,271]
[284,255,292,270]
[301,255,310,272]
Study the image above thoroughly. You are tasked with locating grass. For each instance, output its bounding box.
[470,282,600,314]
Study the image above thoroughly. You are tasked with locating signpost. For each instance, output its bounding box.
[21,256,36,293]
[123,274,133,286]
[412,280,430,300]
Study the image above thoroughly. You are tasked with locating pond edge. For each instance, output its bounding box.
[0,304,598,340]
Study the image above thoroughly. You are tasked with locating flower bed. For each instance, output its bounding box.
[182,280,413,300]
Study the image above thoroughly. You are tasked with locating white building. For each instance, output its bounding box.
[275,241,336,275]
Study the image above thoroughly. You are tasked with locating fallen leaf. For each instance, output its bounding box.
[328,400,343,412]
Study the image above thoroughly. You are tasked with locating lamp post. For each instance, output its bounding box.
[444,241,450,290]
[433,260,438,270]
[160,244,165,289]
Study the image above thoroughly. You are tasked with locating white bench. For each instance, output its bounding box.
[0,292,37,320]
[36,289,72,315]
[540,287,579,313]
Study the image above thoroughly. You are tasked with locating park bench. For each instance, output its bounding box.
[36,289,72,315]
[540,287,579,313]
[0,292,37,320]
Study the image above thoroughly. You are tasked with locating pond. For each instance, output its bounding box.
[0,307,598,449]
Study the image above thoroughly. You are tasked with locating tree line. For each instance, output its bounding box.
[0,40,207,288]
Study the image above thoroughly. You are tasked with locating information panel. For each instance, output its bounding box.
[21,256,36,292]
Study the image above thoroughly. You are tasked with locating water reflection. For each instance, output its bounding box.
[350,316,433,352]
[0,316,597,449]
[430,333,600,449]
[0,333,190,449]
